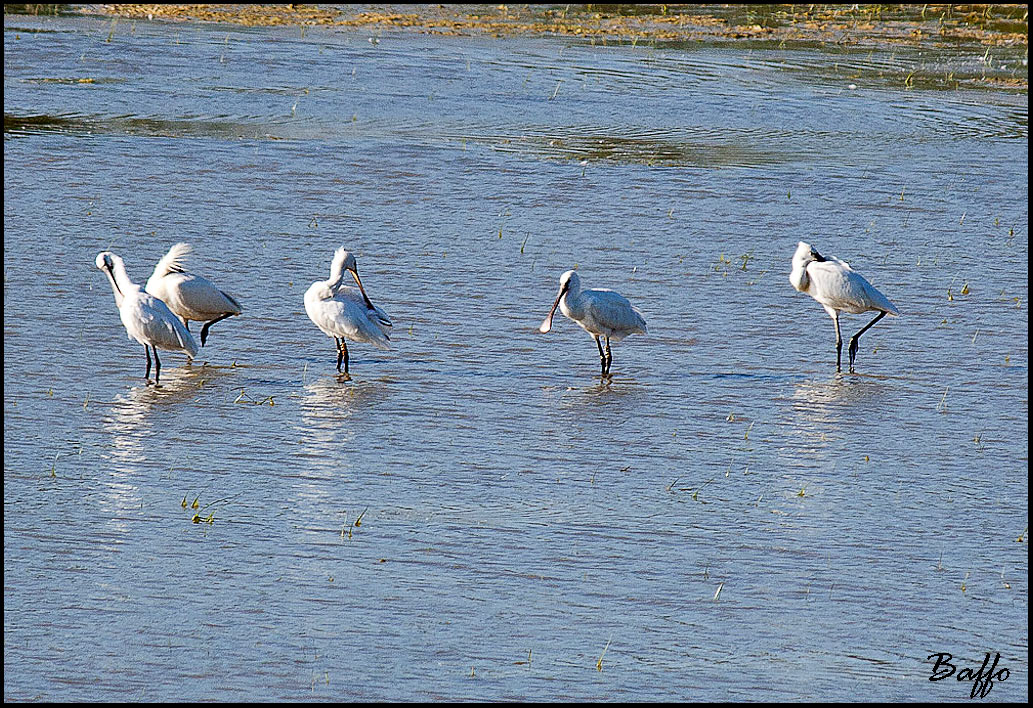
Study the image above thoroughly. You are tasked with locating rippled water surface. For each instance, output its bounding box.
[4,11,1028,702]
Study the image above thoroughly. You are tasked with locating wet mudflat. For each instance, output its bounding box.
[3,7,1027,701]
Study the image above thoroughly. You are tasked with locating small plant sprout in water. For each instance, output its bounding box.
[235,388,274,406]
[596,635,612,671]
[343,507,368,539]
[973,433,985,451]
[691,478,713,503]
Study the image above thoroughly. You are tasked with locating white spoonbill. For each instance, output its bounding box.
[539,269,647,376]
[304,247,391,376]
[789,241,900,373]
[146,242,242,347]
[96,251,199,386]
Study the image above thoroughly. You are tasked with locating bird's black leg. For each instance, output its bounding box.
[200,313,235,347]
[334,337,344,372]
[341,340,350,375]
[848,311,887,373]
[595,335,606,375]
[604,337,613,376]
[144,345,153,384]
[152,345,162,386]
[832,313,843,373]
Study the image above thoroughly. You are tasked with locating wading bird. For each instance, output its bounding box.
[539,269,647,376]
[96,251,199,386]
[146,243,241,348]
[304,248,391,376]
[789,241,900,373]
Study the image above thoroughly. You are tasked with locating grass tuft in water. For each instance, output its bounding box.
[596,636,612,671]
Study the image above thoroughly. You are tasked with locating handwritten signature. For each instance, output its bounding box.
[928,652,1010,699]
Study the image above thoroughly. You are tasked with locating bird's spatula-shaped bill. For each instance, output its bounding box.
[539,283,567,333]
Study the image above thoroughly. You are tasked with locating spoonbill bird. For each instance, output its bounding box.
[146,243,242,347]
[539,269,647,376]
[789,241,900,373]
[95,251,199,386]
[304,247,391,376]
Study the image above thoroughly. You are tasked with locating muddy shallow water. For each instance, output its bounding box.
[3,10,1028,701]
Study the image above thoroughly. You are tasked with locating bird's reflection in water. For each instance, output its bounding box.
[558,374,647,410]
[103,363,236,467]
[788,374,889,443]
[97,364,233,528]
[296,375,394,463]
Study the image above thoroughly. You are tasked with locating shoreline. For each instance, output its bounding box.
[27,4,1032,48]
[7,4,1028,90]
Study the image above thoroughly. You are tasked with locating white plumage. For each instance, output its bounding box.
[304,247,391,376]
[790,241,899,373]
[96,251,199,385]
[146,242,241,348]
[539,269,647,376]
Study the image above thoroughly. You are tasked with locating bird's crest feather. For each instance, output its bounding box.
[155,242,193,276]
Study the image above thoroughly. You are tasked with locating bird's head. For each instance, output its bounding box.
[95,251,115,272]
[539,270,580,334]
[96,251,126,302]
[558,269,581,295]
[794,241,826,266]
[331,247,376,310]
[332,247,358,276]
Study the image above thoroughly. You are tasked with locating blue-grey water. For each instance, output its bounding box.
[4,10,1028,702]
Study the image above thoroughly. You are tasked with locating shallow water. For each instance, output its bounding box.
[3,11,1028,702]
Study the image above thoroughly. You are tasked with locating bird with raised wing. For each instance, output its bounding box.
[789,241,900,373]
[304,247,391,377]
[146,242,241,348]
[539,269,647,376]
[96,251,199,386]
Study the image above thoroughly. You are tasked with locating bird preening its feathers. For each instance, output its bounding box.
[96,251,199,386]
[304,247,392,378]
[146,242,242,348]
[790,241,899,373]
